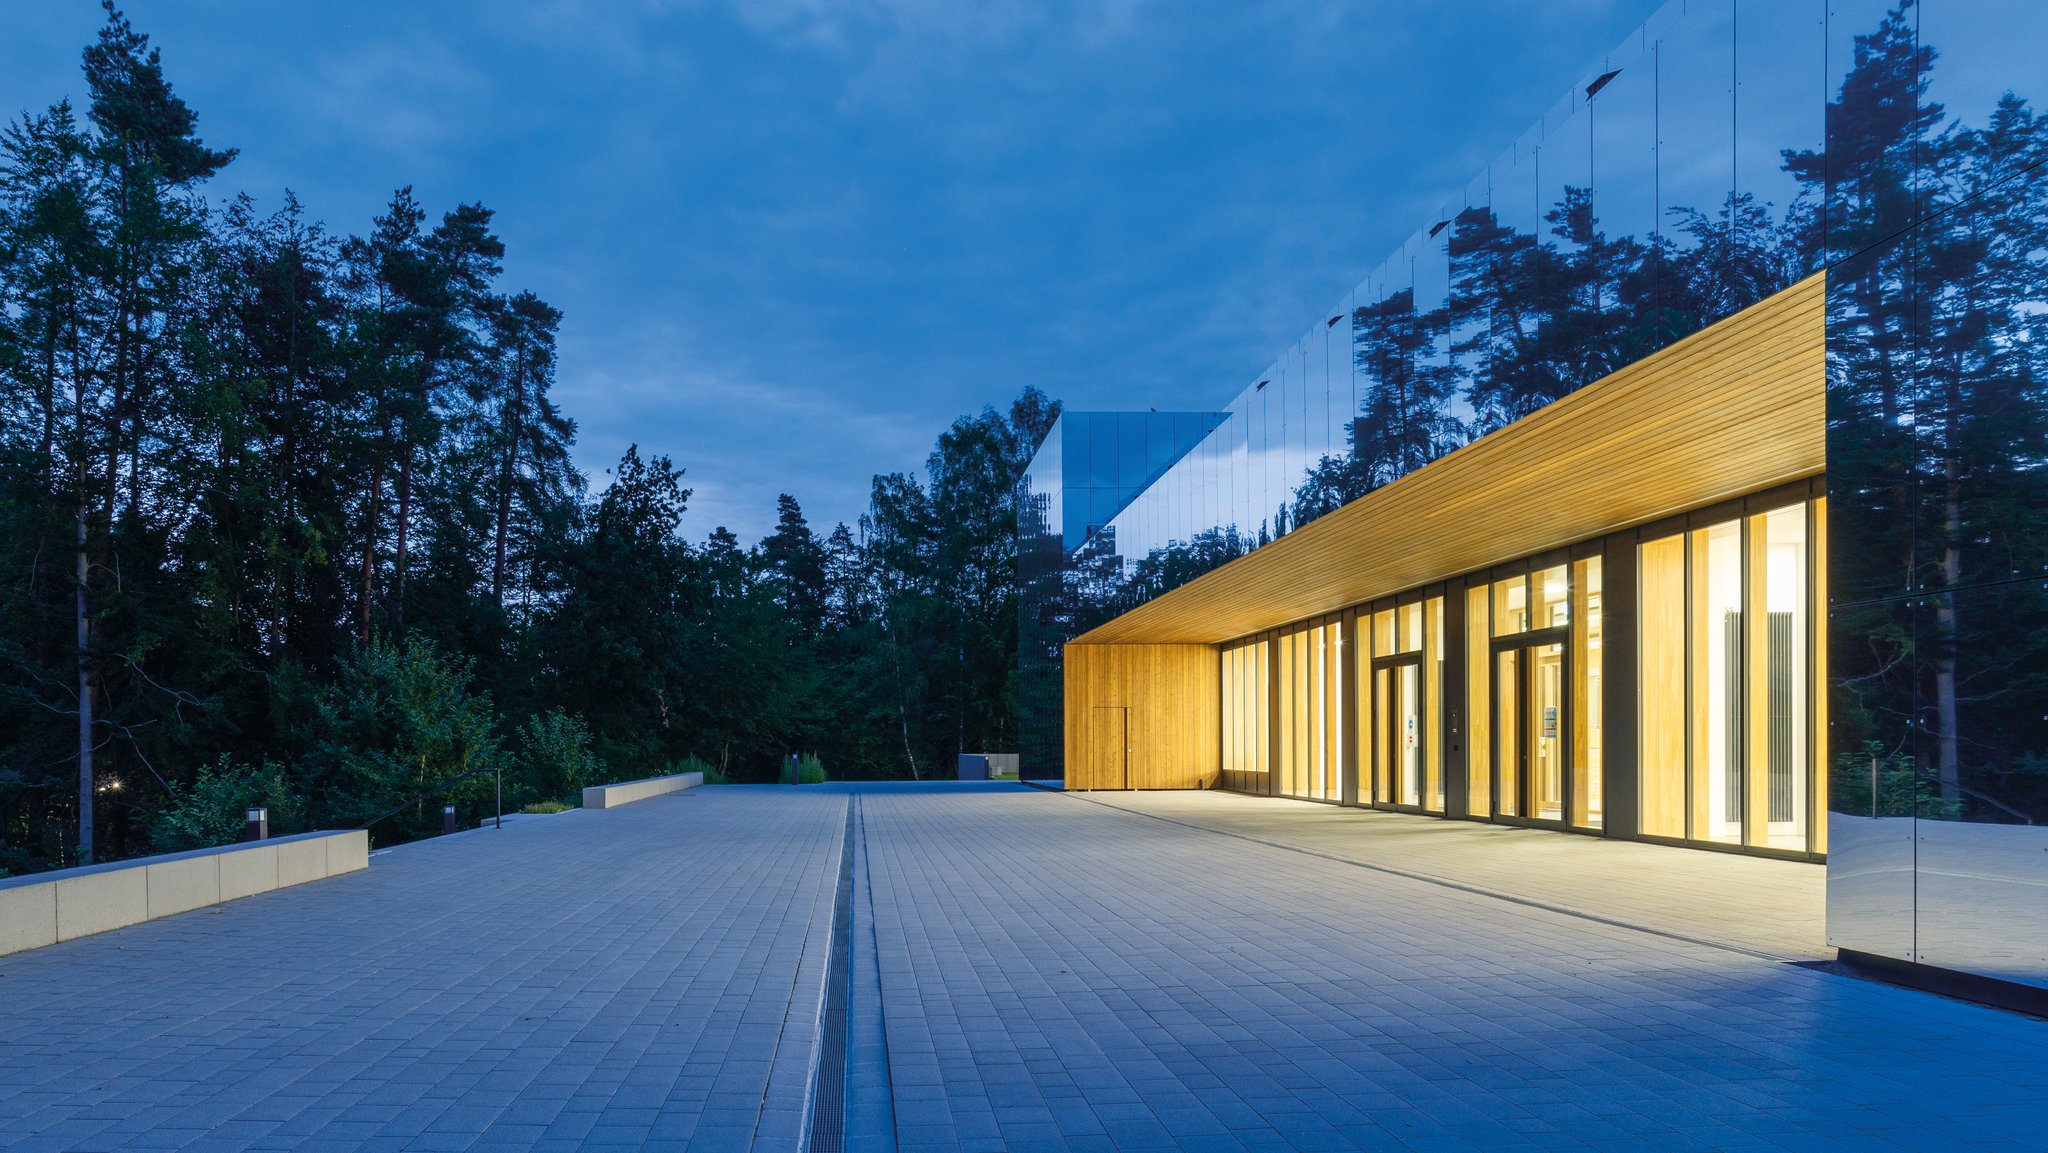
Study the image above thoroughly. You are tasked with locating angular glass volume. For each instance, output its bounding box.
[1824,0,2048,988]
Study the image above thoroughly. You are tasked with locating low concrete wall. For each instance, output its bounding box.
[582,771,704,809]
[957,753,1021,781]
[0,829,369,958]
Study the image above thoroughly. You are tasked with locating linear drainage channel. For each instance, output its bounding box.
[805,795,881,1152]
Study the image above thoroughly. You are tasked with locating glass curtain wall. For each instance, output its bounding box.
[1216,493,1817,860]
[1064,0,1827,622]
[1639,498,1821,852]
[1823,0,2048,987]
[1273,618,1344,802]
[1222,623,1344,802]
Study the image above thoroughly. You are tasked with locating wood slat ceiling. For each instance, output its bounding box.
[1072,273,1825,647]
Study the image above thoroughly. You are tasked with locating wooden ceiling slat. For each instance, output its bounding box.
[1073,274,1826,647]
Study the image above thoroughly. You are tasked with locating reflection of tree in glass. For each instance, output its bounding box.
[1087,7,2046,828]
[1815,1,2048,821]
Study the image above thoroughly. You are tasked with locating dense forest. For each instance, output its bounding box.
[0,6,1058,874]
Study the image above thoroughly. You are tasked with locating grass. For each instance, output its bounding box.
[671,755,725,784]
[520,801,573,814]
[783,753,827,785]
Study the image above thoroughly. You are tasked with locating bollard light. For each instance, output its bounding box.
[244,807,269,842]
[443,805,457,836]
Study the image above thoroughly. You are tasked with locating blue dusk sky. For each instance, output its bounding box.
[1,0,1662,541]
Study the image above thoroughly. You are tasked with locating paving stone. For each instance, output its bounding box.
[0,787,845,1152]
[6,782,2047,1152]
[854,785,2048,1153]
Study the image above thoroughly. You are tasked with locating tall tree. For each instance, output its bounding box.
[760,494,827,640]
[476,290,576,617]
[55,3,233,863]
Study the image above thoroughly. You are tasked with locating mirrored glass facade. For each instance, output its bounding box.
[1820,0,2048,994]
[1023,0,1838,777]
[1073,0,1834,606]
[1019,412,1226,774]
[1023,0,2047,1000]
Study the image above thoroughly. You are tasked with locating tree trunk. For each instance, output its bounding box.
[891,623,920,779]
[394,444,413,635]
[492,346,524,609]
[74,393,94,865]
[1934,408,1963,805]
[358,452,384,647]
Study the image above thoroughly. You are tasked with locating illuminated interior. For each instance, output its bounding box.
[1638,497,1822,852]
[1214,487,1825,858]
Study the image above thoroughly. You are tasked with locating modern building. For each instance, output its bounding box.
[1017,0,2048,1008]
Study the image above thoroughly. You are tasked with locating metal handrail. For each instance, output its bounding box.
[1865,757,2037,825]
[357,764,503,832]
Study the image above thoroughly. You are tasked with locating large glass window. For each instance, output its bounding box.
[1427,598,1444,813]
[1571,557,1604,830]
[1493,577,1528,635]
[1639,535,1687,837]
[1534,565,1569,631]
[1464,585,1492,817]
[1638,499,1820,852]
[1692,519,1743,845]
[1755,506,1808,851]
[1221,638,1270,794]
[1496,648,1521,817]
[1265,618,1344,803]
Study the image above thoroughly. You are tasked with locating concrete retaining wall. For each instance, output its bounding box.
[0,830,369,958]
[582,771,704,809]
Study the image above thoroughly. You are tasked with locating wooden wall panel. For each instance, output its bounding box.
[1063,643,1221,790]
[1074,274,1826,647]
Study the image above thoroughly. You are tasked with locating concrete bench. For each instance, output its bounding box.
[581,771,704,810]
[0,830,370,957]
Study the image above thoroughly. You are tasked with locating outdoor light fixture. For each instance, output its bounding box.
[1585,69,1622,99]
[1327,315,1342,327]
[1428,219,1451,238]
[1256,380,1269,391]
[244,807,268,842]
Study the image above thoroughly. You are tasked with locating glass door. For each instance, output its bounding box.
[1494,649,1520,817]
[1492,632,1569,824]
[1532,641,1565,823]
[1373,655,1424,809]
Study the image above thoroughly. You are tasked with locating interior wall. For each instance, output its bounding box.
[1064,644,1221,790]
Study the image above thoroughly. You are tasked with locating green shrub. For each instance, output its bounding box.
[519,801,572,814]
[300,636,502,840]
[511,710,604,808]
[153,756,305,852]
[781,753,827,785]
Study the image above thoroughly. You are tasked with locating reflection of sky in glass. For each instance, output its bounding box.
[1056,0,2041,610]
[1017,411,1226,555]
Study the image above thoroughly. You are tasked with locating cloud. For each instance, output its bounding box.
[555,316,938,540]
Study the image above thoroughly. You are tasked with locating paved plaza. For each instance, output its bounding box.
[2,784,2045,1151]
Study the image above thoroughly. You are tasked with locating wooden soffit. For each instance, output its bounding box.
[1073,272,1825,646]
